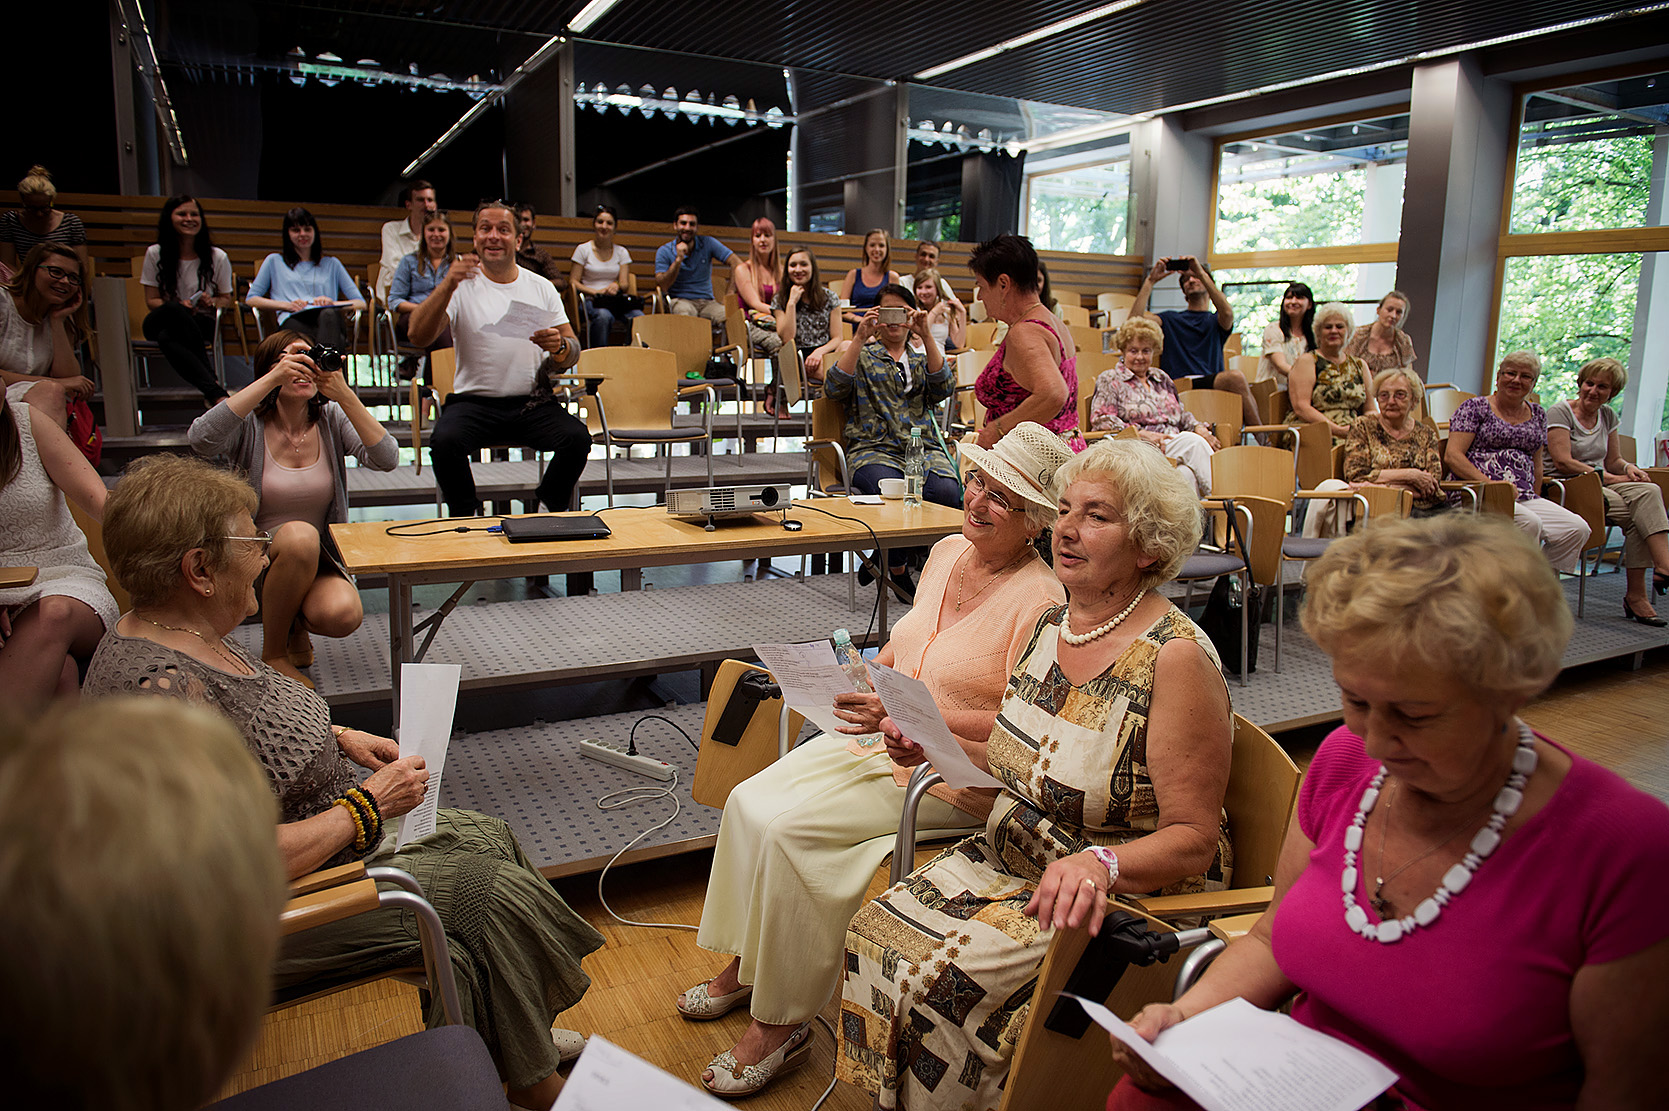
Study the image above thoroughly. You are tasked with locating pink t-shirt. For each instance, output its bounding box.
[255,442,333,535]
[1272,726,1669,1110]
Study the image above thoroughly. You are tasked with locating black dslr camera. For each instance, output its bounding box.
[307,344,346,376]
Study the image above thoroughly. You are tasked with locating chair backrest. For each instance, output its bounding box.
[1057,303,1091,328]
[966,320,1000,350]
[574,345,680,434]
[366,262,385,308]
[692,660,807,809]
[808,396,849,493]
[1223,333,1243,358]
[1357,484,1413,518]
[1097,291,1136,313]
[1226,714,1302,887]
[1074,351,1119,431]
[1228,353,1259,378]
[779,344,807,407]
[1100,306,1129,331]
[631,313,712,378]
[1066,324,1103,359]
[1248,377,1282,424]
[1210,444,1297,505]
[1425,387,1474,427]
[1293,419,1333,490]
[1549,470,1608,551]
[1181,388,1243,450]
[723,294,748,352]
[68,501,131,613]
[122,278,151,334]
[428,347,458,398]
[954,349,992,428]
[1619,433,1638,465]
[129,255,145,279]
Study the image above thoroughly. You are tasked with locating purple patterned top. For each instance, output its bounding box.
[1448,395,1546,501]
[974,316,1086,450]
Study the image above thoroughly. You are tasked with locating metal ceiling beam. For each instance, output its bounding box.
[1537,90,1666,128]
[113,0,189,166]
[403,32,568,176]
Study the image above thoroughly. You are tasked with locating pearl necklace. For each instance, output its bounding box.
[1341,721,1537,944]
[1059,589,1146,646]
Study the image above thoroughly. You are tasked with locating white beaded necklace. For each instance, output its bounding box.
[1059,589,1146,646]
[1340,721,1537,944]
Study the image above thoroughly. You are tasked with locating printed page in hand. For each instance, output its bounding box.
[751,640,858,740]
[485,300,562,339]
[553,1035,726,1110]
[868,660,1002,788]
[1069,994,1396,1111]
[395,662,461,848]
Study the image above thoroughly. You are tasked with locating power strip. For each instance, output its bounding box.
[578,739,676,781]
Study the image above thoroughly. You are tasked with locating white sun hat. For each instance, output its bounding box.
[956,422,1075,512]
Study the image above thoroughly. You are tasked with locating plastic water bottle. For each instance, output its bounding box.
[904,428,925,508]
[832,628,873,693]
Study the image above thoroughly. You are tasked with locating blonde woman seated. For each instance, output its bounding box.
[839,439,1233,1111]
[680,425,1072,1099]
[914,266,967,352]
[1109,516,1669,1111]
[1546,356,1669,626]
[1287,301,1370,443]
[1089,316,1218,495]
[1304,367,1445,537]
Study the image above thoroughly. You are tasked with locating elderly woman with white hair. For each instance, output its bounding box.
[1288,301,1370,443]
[838,438,1233,1111]
[681,423,1071,1098]
[1108,515,1669,1111]
[1446,351,1588,573]
[1545,356,1669,626]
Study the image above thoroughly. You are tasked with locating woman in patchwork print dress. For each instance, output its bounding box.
[838,439,1234,1110]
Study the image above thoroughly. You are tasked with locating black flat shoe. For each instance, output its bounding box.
[1623,600,1667,627]
[1654,570,1667,596]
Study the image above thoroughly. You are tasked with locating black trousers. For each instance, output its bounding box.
[141,301,227,400]
[430,394,592,516]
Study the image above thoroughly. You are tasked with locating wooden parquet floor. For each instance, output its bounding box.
[215,649,1669,1107]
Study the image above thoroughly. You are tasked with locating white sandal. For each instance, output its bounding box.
[677,979,753,1021]
[701,1022,813,1099]
[550,1027,587,1063]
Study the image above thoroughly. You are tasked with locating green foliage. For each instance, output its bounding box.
[1509,119,1653,234]
[1216,167,1368,252]
[1215,265,1362,355]
[1495,252,1640,412]
[1027,163,1129,254]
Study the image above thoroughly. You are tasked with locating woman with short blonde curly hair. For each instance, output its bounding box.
[1109,514,1669,1111]
[1089,314,1218,494]
[103,454,258,609]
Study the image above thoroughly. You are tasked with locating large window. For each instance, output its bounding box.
[1027,158,1131,254]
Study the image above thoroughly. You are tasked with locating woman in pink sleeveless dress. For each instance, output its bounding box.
[970,234,1086,451]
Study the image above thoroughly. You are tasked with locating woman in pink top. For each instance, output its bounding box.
[677,424,1073,1099]
[970,234,1085,451]
[1108,515,1669,1111]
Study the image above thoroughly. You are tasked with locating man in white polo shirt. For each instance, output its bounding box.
[408,200,589,517]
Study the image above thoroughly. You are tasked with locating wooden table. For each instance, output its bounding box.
[331,498,964,719]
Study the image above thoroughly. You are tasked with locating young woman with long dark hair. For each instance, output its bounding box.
[140,195,234,402]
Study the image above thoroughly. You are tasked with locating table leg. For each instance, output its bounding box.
[877,543,890,639]
[389,576,413,730]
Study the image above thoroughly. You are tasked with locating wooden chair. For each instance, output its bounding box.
[1424,387,1474,430]
[690,660,807,809]
[1094,291,1135,326]
[123,277,232,392]
[1074,350,1119,436]
[1068,324,1105,361]
[634,310,745,449]
[966,321,1001,350]
[1223,333,1243,359]
[1619,433,1669,506]
[949,348,992,437]
[409,348,549,511]
[1057,302,1091,328]
[1172,497,1259,686]
[1181,388,1243,450]
[1542,470,1609,617]
[805,394,853,497]
[68,501,132,613]
[571,345,715,505]
[1330,444,1414,520]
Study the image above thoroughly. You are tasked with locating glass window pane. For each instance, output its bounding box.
[1510,75,1668,235]
[1214,265,1370,355]
[1495,252,1641,409]
[1027,160,1130,254]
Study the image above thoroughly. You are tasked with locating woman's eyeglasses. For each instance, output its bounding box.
[217,531,274,556]
[965,471,1014,515]
[41,265,82,288]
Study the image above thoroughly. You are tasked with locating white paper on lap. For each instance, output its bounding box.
[553,1034,727,1109]
[395,662,461,848]
[868,660,1002,788]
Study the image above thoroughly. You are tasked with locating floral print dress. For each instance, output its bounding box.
[974,316,1086,450]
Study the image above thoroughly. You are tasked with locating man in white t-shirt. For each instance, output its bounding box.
[377,180,436,306]
[408,201,588,517]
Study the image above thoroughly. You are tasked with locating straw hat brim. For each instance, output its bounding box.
[957,440,1062,512]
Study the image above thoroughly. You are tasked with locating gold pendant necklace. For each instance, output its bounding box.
[140,616,248,674]
[955,549,1030,611]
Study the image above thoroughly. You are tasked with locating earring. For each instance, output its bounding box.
[204,587,214,596]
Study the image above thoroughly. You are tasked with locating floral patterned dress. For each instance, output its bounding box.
[1288,352,1368,442]
[1088,364,1200,435]
[974,316,1086,450]
[1447,396,1547,501]
[836,606,1231,1111]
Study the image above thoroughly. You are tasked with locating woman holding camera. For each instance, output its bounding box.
[188,330,397,685]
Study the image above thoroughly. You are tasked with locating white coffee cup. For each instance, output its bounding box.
[878,478,906,498]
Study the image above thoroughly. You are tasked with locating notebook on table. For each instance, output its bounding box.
[500,515,612,543]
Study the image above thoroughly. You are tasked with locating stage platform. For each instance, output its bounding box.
[427,571,1666,878]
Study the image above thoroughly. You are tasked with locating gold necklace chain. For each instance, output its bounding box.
[139,616,249,674]
[955,549,1031,611]
[1370,779,1492,917]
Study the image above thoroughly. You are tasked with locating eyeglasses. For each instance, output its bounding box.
[965,471,1015,516]
[41,265,82,288]
[216,531,273,556]
[1376,390,1413,403]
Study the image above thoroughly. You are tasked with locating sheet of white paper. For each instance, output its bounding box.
[752,640,859,740]
[553,1035,727,1110]
[1067,994,1397,1111]
[847,494,884,504]
[483,299,562,339]
[868,661,1002,788]
[395,663,461,848]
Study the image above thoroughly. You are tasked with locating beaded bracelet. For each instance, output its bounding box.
[333,797,368,851]
[346,787,383,849]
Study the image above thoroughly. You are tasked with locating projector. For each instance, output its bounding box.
[667,484,793,530]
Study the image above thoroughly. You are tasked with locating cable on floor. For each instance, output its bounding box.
[593,715,700,933]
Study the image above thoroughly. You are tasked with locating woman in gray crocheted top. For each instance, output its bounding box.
[82,454,603,1110]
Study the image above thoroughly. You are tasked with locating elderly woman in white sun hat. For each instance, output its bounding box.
[677,423,1074,1098]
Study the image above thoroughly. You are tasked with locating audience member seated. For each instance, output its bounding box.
[389,208,456,371]
[1108,514,1669,1111]
[827,284,958,598]
[1445,351,1587,573]
[515,203,567,291]
[85,454,606,1110]
[1341,367,1445,514]
[0,244,94,427]
[733,216,785,360]
[914,239,942,271]
[409,201,588,518]
[840,228,903,327]
[1131,255,1258,425]
[568,204,641,347]
[1287,301,1370,443]
[655,207,738,339]
[680,426,1072,1098]
[971,233,1085,451]
[189,331,398,684]
[375,179,436,307]
[1257,282,1315,387]
[140,195,234,404]
[0,698,288,1111]
[246,207,366,352]
[1344,289,1418,375]
[1038,258,1060,315]
[839,439,1233,1111]
[914,266,967,351]
[1546,356,1669,626]
[767,246,841,416]
[0,391,116,710]
[1089,316,1218,495]
[0,164,88,273]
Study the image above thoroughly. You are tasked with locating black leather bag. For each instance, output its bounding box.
[1199,575,1259,674]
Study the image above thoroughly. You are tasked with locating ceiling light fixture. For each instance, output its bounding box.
[914,0,1151,80]
[569,0,623,34]
[403,34,567,176]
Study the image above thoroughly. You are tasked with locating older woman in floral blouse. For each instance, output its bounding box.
[1342,367,1445,514]
[1089,316,1218,494]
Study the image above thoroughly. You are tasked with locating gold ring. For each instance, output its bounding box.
[1081,879,1100,889]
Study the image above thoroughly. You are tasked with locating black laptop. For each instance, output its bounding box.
[499,515,612,542]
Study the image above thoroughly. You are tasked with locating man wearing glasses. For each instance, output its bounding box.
[825,284,959,600]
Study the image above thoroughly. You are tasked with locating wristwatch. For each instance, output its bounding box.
[1086,845,1120,889]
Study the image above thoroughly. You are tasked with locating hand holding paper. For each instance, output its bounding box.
[396,663,461,848]
[485,300,563,340]
[752,641,866,741]
[868,661,1001,789]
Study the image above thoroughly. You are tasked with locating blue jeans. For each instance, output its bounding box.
[852,462,963,569]
[584,300,643,347]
